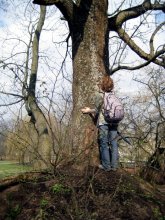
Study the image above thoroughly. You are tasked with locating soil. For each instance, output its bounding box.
[0,165,164,220]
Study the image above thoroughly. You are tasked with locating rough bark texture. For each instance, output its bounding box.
[27,6,52,169]
[70,0,109,165]
[28,99,52,169]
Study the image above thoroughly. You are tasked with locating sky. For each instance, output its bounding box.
[0,0,164,120]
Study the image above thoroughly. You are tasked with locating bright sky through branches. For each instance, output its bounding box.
[0,0,164,119]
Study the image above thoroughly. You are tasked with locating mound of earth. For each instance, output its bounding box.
[0,165,164,220]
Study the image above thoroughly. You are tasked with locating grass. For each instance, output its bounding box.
[0,161,32,179]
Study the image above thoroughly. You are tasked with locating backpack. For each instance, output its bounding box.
[103,92,124,123]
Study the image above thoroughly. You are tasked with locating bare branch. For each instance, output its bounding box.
[0,99,23,107]
[116,27,165,68]
[107,0,125,17]
[0,91,24,99]
[33,0,75,22]
[111,48,165,74]
[108,0,165,31]
[33,0,60,5]
[108,1,165,69]
[150,22,165,56]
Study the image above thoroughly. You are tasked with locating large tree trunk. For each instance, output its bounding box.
[70,0,109,166]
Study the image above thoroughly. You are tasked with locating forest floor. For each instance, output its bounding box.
[0,165,165,220]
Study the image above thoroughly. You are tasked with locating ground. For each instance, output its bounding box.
[0,165,164,220]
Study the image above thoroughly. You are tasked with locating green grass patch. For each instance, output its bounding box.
[0,161,32,179]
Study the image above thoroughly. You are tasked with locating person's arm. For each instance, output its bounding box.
[81,107,96,124]
[81,93,103,124]
[81,107,96,114]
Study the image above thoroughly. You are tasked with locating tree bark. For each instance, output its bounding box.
[68,0,109,166]
[27,6,52,169]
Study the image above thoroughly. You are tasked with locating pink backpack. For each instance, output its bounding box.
[103,92,124,123]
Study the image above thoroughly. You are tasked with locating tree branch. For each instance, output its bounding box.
[108,0,165,31]
[33,0,75,22]
[108,0,165,69]
[33,0,60,6]
[110,48,165,74]
[0,99,23,107]
[116,27,165,68]
[0,91,24,99]
[150,22,165,56]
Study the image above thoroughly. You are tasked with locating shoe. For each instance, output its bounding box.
[98,164,111,171]
[111,168,117,171]
[98,164,104,170]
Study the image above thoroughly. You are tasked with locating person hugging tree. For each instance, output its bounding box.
[81,75,123,171]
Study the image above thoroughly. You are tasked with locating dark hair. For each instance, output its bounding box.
[100,75,114,92]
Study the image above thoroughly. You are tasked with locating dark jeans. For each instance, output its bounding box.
[98,125,118,169]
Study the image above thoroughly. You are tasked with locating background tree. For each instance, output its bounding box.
[133,67,165,183]
[0,120,8,160]
[117,66,164,182]
[0,1,72,169]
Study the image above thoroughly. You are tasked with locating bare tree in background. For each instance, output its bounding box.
[0,2,72,169]
[120,66,164,182]
[133,67,165,183]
